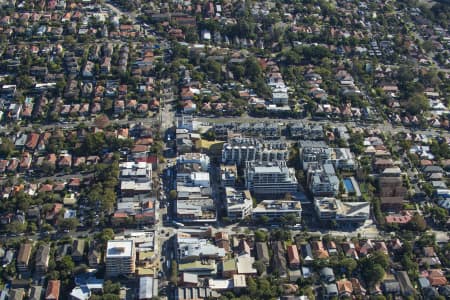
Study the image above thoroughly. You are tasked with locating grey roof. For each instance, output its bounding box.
[300,244,313,260]
[321,267,334,276]
[271,241,287,277]
[29,286,43,300]
[422,166,444,173]
[139,277,157,300]
[438,286,450,297]
[35,244,50,268]
[323,163,335,175]
[324,283,338,294]
[383,281,401,294]
[397,271,416,296]
[8,289,24,300]
[422,287,438,298]
[418,277,430,289]
[255,242,269,264]
[299,140,327,148]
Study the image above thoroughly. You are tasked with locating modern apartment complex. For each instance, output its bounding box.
[244,160,298,197]
[221,138,288,165]
[299,141,356,170]
[105,240,136,277]
[307,164,340,197]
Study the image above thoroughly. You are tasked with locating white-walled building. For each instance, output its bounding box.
[314,197,370,224]
[245,160,298,197]
[252,200,302,221]
[225,188,253,221]
[105,240,136,277]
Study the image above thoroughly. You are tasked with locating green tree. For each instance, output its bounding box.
[255,230,268,242]
[58,218,79,231]
[104,280,121,294]
[169,190,177,201]
[98,228,115,243]
[363,264,385,286]
[348,132,364,155]
[41,161,56,176]
[371,251,390,269]
[338,258,357,276]
[82,132,107,155]
[408,213,427,232]
[6,221,27,234]
[405,93,429,115]
[253,260,267,275]
[359,250,389,286]
[170,260,178,285]
[0,138,14,157]
[244,57,263,81]
[428,206,448,226]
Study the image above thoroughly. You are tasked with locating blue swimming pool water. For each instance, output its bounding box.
[343,178,355,193]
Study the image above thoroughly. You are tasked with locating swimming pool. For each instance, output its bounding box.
[343,178,355,193]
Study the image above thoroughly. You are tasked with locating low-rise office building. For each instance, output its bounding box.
[225,188,253,221]
[314,197,370,225]
[252,200,302,221]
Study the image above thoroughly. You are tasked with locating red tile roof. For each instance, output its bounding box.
[45,280,60,300]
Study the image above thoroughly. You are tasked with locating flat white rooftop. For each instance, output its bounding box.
[106,240,133,258]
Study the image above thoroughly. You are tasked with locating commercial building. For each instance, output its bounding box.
[105,240,136,277]
[252,200,302,221]
[176,235,226,263]
[177,153,210,171]
[225,188,253,221]
[176,198,216,223]
[245,160,298,197]
[119,162,152,197]
[314,197,370,224]
[176,185,216,223]
[138,277,158,300]
[220,164,237,188]
[119,161,152,180]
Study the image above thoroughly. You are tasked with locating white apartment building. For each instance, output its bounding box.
[119,161,152,196]
[307,164,339,197]
[245,160,298,197]
[106,240,136,277]
[177,153,210,171]
[222,138,288,165]
[119,161,152,179]
[299,141,356,171]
